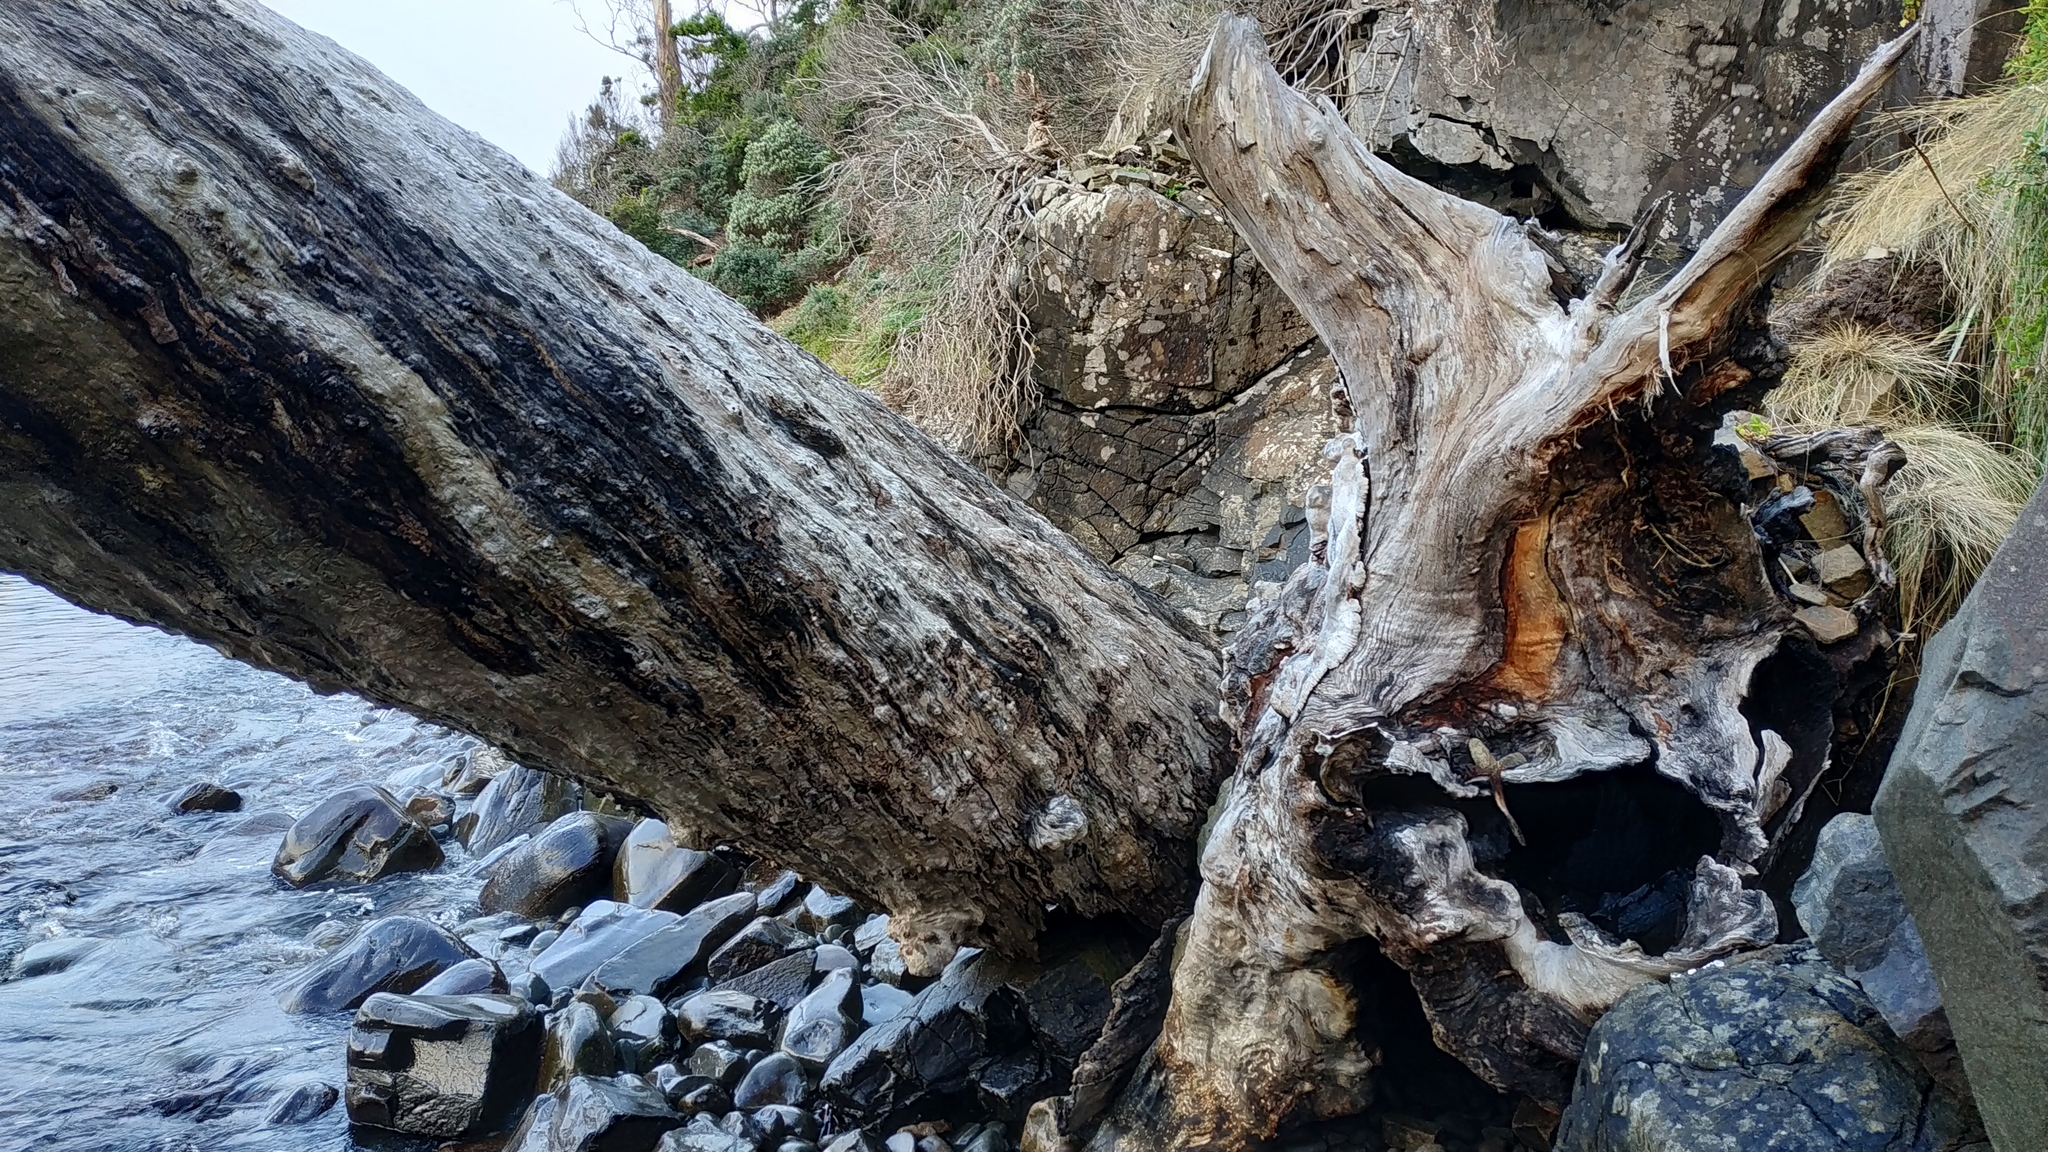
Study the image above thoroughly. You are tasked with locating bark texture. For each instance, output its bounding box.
[0,0,1234,966]
[1075,20,1917,1151]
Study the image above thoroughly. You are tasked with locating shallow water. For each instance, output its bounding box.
[0,574,487,1152]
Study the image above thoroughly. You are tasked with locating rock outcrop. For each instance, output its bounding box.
[1875,478,2048,1152]
[997,181,1332,640]
[1555,947,1983,1152]
[1795,813,1965,1097]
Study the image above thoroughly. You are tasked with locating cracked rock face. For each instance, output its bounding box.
[1337,0,1901,246]
[1555,947,1985,1152]
[996,183,1332,641]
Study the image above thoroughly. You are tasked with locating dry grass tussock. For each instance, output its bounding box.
[1782,68,2048,634]
[811,0,1507,454]
[1823,81,2048,461]
[1770,324,2037,634]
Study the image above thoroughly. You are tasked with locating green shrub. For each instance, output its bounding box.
[708,241,798,312]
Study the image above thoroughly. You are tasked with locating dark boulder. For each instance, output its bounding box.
[508,1073,683,1152]
[481,811,637,920]
[530,901,682,999]
[272,784,443,887]
[1874,476,2048,1152]
[662,1114,760,1152]
[263,1079,338,1125]
[590,891,758,1000]
[674,990,777,1049]
[794,886,857,935]
[612,993,678,1073]
[280,915,472,1014]
[731,1051,811,1110]
[169,781,242,813]
[1554,946,1982,1152]
[708,917,802,984]
[745,865,801,915]
[715,951,817,1014]
[464,765,582,856]
[417,957,508,997]
[820,950,1032,1123]
[1014,957,1112,1060]
[616,819,740,913]
[541,1000,617,1092]
[1795,813,1965,1095]
[780,966,861,1069]
[345,992,542,1138]
[687,1040,752,1088]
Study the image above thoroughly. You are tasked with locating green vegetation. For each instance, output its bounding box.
[1775,2,2048,633]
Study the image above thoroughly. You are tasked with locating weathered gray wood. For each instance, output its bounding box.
[0,0,1232,966]
[1069,18,1919,1150]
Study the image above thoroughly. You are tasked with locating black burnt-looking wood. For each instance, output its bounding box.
[0,0,1233,967]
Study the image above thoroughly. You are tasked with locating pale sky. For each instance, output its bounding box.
[260,0,648,175]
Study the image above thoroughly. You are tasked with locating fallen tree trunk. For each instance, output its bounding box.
[0,0,1233,968]
[1063,18,1917,1150]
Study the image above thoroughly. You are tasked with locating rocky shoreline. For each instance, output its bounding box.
[198,731,1994,1152]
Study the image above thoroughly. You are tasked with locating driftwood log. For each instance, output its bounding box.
[1064,18,1916,1151]
[0,0,1233,970]
[0,2,1915,1145]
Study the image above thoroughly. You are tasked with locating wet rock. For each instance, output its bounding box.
[662,1116,759,1152]
[715,950,817,1013]
[821,950,1029,1122]
[862,983,914,1028]
[346,992,542,1138]
[590,891,758,1000]
[814,944,858,973]
[280,915,472,1014]
[1554,946,1981,1152]
[405,791,454,828]
[688,1040,752,1087]
[746,865,801,915]
[9,936,101,978]
[263,1079,338,1125]
[719,1110,767,1150]
[669,1076,734,1115]
[852,915,891,954]
[465,765,582,856]
[617,819,740,913]
[752,1104,814,1142]
[781,967,861,1068]
[1795,813,1964,1095]
[1015,957,1112,1060]
[481,811,637,920]
[169,781,242,813]
[272,783,443,887]
[732,1052,811,1110]
[613,993,679,1073]
[867,938,909,987]
[675,989,777,1048]
[50,779,119,802]
[795,886,857,935]
[508,1073,682,1152]
[708,916,802,983]
[445,745,511,796]
[823,1132,883,1152]
[417,957,508,997]
[541,1000,617,1092]
[1874,477,2048,1152]
[530,901,682,998]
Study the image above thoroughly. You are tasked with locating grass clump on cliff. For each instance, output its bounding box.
[1774,5,2048,633]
